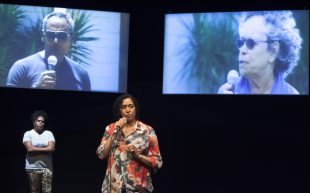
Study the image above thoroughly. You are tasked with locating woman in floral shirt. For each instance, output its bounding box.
[96,94,163,193]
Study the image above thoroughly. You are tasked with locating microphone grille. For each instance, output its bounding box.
[47,55,57,66]
[227,70,239,85]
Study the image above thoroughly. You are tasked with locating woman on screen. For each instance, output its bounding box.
[218,11,302,94]
[96,94,163,193]
[23,110,55,193]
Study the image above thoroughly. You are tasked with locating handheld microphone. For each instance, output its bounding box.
[47,55,57,70]
[226,70,239,93]
[227,70,239,86]
[114,125,121,133]
[114,117,127,134]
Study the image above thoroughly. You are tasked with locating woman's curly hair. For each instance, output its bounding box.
[112,93,140,121]
[240,11,302,77]
[31,110,48,123]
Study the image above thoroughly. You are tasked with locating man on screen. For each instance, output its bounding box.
[7,11,91,91]
[218,11,302,94]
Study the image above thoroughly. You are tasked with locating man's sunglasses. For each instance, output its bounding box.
[237,38,271,50]
[44,30,70,42]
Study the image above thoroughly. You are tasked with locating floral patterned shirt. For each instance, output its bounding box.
[99,121,163,193]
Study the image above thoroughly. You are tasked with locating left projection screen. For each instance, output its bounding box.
[0,3,129,93]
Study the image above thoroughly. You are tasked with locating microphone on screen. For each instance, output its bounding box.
[47,55,57,70]
[227,70,240,92]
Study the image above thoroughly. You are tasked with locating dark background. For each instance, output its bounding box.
[0,0,309,193]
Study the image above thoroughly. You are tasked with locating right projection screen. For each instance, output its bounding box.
[163,10,309,95]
